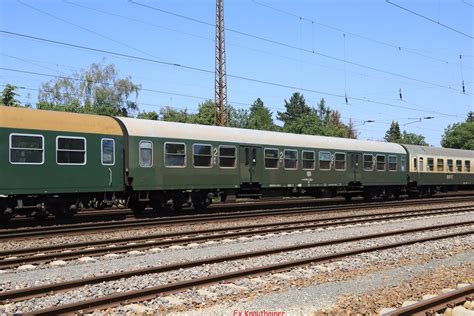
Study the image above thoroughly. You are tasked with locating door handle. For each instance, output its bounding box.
[108,168,113,186]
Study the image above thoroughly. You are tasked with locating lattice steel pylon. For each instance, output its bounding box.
[215,0,227,126]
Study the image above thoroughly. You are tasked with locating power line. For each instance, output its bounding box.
[0,81,453,139]
[17,0,168,62]
[251,0,467,68]
[65,0,469,91]
[1,33,468,117]
[129,0,468,94]
[386,0,474,39]
[462,0,474,8]
[0,66,463,118]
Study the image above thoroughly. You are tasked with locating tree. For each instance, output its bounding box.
[441,113,474,149]
[383,120,427,145]
[227,106,249,128]
[278,95,357,138]
[137,111,159,120]
[384,121,401,142]
[160,106,190,123]
[191,100,216,125]
[38,61,141,116]
[399,131,428,146]
[1,84,21,107]
[247,98,276,131]
[277,92,312,125]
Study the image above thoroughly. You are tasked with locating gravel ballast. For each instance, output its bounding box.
[1,201,471,252]
[1,223,472,313]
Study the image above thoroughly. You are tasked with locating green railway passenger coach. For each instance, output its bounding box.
[116,117,408,211]
[0,107,124,220]
[402,144,474,196]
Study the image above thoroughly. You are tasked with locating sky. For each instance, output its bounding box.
[0,0,472,146]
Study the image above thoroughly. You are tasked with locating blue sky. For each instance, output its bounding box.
[1,0,472,146]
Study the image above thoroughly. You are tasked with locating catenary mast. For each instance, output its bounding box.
[215,0,227,126]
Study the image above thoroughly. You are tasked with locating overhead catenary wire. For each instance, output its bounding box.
[385,0,474,39]
[0,82,445,138]
[64,0,468,93]
[251,0,469,68]
[1,66,466,128]
[128,0,468,95]
[0,31,464,118]
[17,0,169,63]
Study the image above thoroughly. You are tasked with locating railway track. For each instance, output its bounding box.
[384,285,474,315]
[1,196,473,241]
[1,205,472,269]
[3,222,472,315]
[3,193,473,229]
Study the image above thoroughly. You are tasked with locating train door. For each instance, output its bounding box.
[239,146,262,185]
[349,152,361,185]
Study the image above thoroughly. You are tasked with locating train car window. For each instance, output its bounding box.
[284,149,298,170]
[388,155,397,171]
[465,160,471,173]
[193,144,212,168]
[302,151,315,170]
[57,136,86,165]
[244,148,250,166]
[363,154,373,171]
[139,141,153,168]
[427,158,434,172]
[219,146,237,168]
[165,142,186,167]
[101,139,115,166]
[401,155,406,172]
[319,151,331,170]
[436,159,444,172]
[264,148,279,169]
[376,155,386,171]
[447,159,453,172]
[419,157,424,172]
[456,160,462,172]
[413,158,417,171]
[334,153,346,171]
[9,133,44,164]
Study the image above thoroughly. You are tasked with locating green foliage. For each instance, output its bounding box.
[190,100,216,125]
[383,120,428,145]
[137,111,159,120]
[384,121,401,142]
[247,98,276,131]
[38,61,141,116]
[277,92,312,125]
[160,106,190,123]
[399,131,428,146]
[1,84,21,107]
[441,113,474,149]
[278,95,357,138]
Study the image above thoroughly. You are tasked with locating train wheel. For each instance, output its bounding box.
[0,203,14,222]
[54,202,77,219]
[363,192,374,201]
[150,199,164,212]
[172,198,184,211]
[129,199,145,215]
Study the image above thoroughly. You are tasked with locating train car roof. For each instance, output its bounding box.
[402,144,474,159]
[117,117,407,154]
[0,107,123,136]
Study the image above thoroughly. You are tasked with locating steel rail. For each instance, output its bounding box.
[1,221,472,303]
[3,194,473,230]
[383,285,474,316]
[1,196,472,240]
[22,228,474,315]
[1,209,472,269]
[1,205,471,259]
